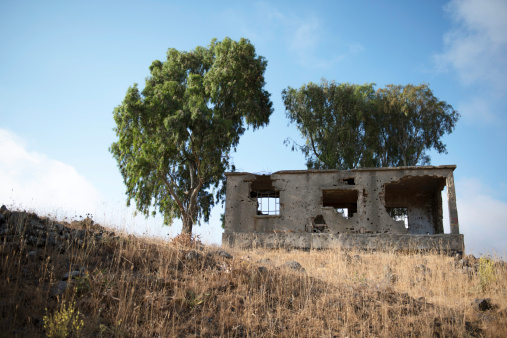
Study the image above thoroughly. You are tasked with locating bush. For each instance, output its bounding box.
[478,257,496,291]
[43,299,84,337]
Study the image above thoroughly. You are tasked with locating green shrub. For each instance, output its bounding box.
[43,299,84,337]
[478,257,496,291]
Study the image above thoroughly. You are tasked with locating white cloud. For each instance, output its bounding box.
[0,128,101,217]
[225,2,361,68]
[289,17,321,58]
[444,176,507,258]
[456,96,499,124]
[434,0,507,91]
[0,128,224,243]
[254,3,327,66]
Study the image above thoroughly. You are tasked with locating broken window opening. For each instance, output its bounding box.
[343,178,355,185]
[322,189,358,219]
[256,192,280,215]
[311,214,328,232]
[383,175,446,234]
[249,175,280,216]
[386,207,408,228]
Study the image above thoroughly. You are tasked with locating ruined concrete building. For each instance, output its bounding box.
[223,165,464,254]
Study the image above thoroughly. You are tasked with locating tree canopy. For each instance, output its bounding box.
[282,80,459,170]
[110,37,273,235]
[373,84,460,167]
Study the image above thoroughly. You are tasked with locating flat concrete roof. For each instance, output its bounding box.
[225,165,457,176]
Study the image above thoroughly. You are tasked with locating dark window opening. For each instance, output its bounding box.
[343,178,355,185]
[314,214,326,224]
[311,214,328,233]
[322,189,358,219]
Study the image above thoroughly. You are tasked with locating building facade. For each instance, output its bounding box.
[223,166,463,254]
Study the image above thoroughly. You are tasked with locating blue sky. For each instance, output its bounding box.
[1,0,506,256]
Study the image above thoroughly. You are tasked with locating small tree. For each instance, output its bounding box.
[283,80,459,170]
[110,37,273,235]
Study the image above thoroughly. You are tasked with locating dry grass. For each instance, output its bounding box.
[1,207,506,337]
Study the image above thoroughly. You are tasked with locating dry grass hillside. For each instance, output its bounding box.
[0,205,506,337]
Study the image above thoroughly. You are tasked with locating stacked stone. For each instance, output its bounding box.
[0,205,126,296]
[0,205,120,254]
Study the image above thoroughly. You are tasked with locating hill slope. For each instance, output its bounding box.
[0,206,506,337]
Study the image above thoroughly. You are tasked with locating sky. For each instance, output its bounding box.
[1,0,506,257]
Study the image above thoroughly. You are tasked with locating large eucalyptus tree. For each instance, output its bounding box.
[110,38,273,235]
[283,80,459,170]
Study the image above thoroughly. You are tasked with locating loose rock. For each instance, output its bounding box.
[258,266,268,273]
[473,298,493,311]
[73,229,86,240]
[218,250,233,259]
[284,260,305,272]
[185,250,201,261]
[415,264,431,277]
[51,281,69,297]
[384,265,397,284]
[62,270,84,280]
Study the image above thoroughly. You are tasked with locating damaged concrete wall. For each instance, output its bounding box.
[223,165,463,254]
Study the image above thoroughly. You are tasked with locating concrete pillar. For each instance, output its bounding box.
[432,189,444,234]
[446,172,460,234]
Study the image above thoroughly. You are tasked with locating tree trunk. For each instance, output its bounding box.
[181,215,193,235]
[181,175,204,236]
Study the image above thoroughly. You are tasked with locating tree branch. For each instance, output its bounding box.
[161,175,187,219]
[309,132,329,168]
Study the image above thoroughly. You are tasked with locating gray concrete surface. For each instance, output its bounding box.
[223,166,463,254]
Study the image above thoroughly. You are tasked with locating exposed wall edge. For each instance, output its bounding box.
[225,165,457,176]
[222,232,464,255]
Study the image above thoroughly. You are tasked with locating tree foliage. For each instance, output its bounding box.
[110,37,273,234]
[374,84,459,167]
[282,81,376,169]
[283,80,459,169]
